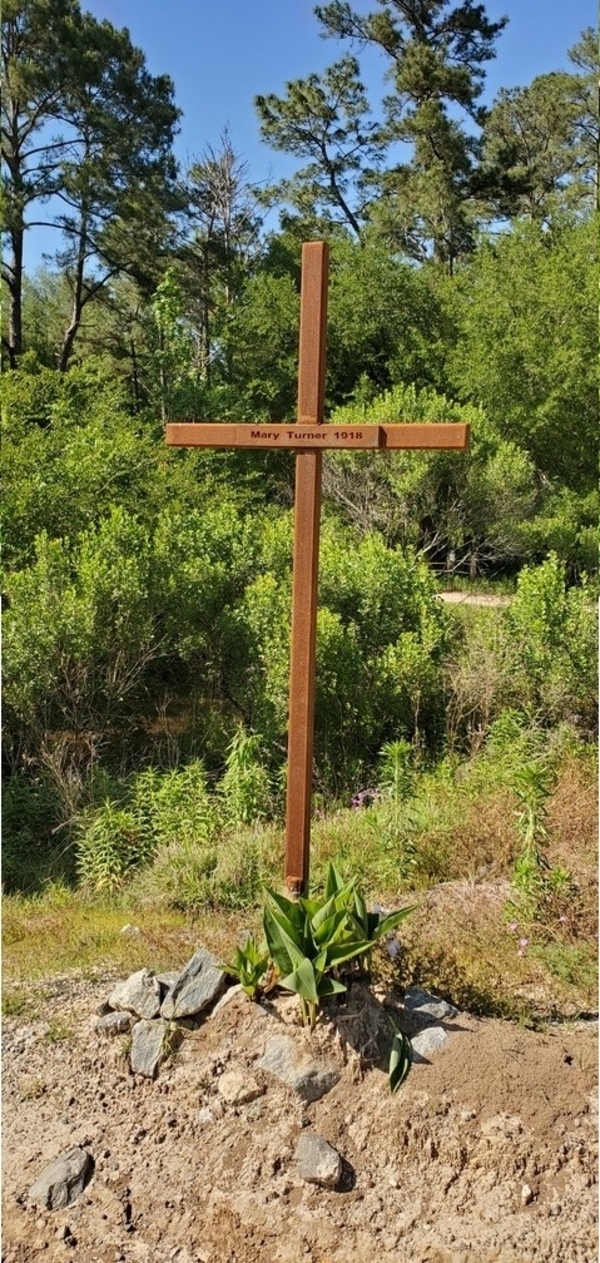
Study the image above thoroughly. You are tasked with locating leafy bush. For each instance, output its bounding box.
[240,518,450,792]
[220,728,272,826]
[323,383,538,571]
[503,554,597,731]
[76,802,144,894]
[75,760,218,896]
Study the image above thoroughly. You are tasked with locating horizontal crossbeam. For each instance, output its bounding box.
[166,422,470,450]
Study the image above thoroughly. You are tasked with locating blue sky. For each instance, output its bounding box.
[83,0,593,172]
[27,0,595,269]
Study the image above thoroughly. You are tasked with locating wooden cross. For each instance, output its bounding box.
[166,241,469,897]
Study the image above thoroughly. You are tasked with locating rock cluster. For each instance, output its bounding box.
[402,984,458,1062]
[94,948,225,1080]
[27,948,458,1214]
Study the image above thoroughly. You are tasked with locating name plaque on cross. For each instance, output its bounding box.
[167,422,469,450]
[166,241,469,897]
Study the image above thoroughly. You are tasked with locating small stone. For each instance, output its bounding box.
[120,924,140,935]
[29,1148,93,1211]
[108,970,161,1020]
[197,1107,215,1125]
[295,1133,342,1189]
[403,986,458,1024]
[460,1109,477,1122]
[245,1101,264,1122]
[160,949,224,1020]
[95,1011,135,1036]
[156,972,179,1000]
[210,985,244,1018]
[521,1184,534,1206]
[217,1070,264,1106]
[130,1019,167,1079]
[549,1202,562,1216]
[411,1026,449,1062]
[257,1035,339,1102]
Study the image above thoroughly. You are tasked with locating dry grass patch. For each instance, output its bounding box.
[394,878,597,1022]
[1,887,258,985]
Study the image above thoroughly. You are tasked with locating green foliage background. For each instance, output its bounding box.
[1,1,597,908]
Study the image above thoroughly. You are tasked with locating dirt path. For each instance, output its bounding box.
[436,592,512,607]
[2,972,597,1263]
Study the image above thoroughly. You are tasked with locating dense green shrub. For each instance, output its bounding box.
[503,554,597,732]
[323,383,538,572]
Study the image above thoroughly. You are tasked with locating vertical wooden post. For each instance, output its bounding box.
[285,242,329,897]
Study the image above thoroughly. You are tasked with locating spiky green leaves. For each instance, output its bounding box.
[262,862,416,1029]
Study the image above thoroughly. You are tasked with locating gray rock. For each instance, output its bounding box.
[156,970,178,990]
[295,1132,342,1188]
[217,1070,264,1106]
[411,1025,449,1062]
[257,1034,339,1102]
[210,984,243,1017]
[95,1010,136,1036]
[29,1147,93,1210]
[130,1018,168,1078]
[160,949,224,1020]
[108,969,161,1019]
[403,986,458,1024]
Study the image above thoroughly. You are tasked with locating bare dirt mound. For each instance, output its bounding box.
[2,972,597,1263]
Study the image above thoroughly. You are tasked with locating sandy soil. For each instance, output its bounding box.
[2,971,597,1263]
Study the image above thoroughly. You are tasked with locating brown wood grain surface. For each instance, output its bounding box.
[165,422,469,450]
[285,243,329,896]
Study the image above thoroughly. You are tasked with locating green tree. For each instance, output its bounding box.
[327,236,450,398]
[316,0,507,269]
[2,0,181,369]
[2,0,77,365]
[255,55,385,238]
[445,217,597,494]
[151,269,194,422]
[481,70,596,221]
[567,28,600,212]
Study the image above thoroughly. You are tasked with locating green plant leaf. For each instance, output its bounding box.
[325,939,371,967]
[312,908,350,948]
[263,904,306,976]
[279,956,319,1005]
[317,975,347,996]
[298,896,322,919]
[389,1028,412,1094]
[311,889,351,934]
[325,861,347,898]
[353,889,368,930]
[264,886,305,932]
[371,905,419,940]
